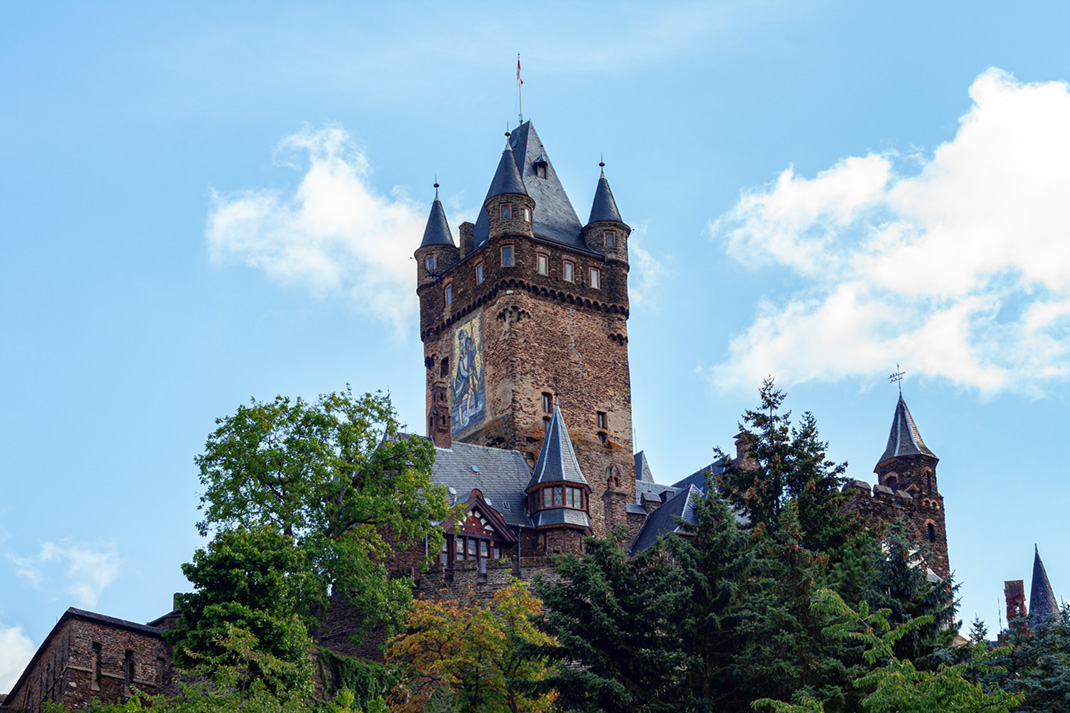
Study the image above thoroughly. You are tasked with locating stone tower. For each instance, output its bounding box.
[873,395,950,578]
[414,121,635,543]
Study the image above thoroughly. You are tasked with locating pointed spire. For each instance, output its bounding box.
[527,404,587,490]
[877,395,937,464]
[1029,545,1059,627]
[634,450,654,483]
[419,182,455,248]
[588,159,623,224]
[485,135,528,200]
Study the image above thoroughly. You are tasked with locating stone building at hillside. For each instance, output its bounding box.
[409,119,954,580]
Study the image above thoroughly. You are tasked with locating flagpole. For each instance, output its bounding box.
[517,53,523,125]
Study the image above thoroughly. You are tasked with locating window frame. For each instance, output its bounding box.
[589,267,601,289]
[444,282,453,305]
[563,260,575,283]
[501,244,514,267]
[537,253,548,275]
[500,203,512,220]
[426,254,436,271]
[604,231,615,249]
[475,261,484,285]
[596,411,607,429]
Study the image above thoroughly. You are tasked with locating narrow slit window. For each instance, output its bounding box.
[542,392,553,413]
[523,206,532,222]
[476,263,484,284]
[604,231,615,249]
[597,411,607,429]
[445,284,452,305]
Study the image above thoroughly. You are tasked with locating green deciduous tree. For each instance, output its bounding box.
[168,524,320,701]
[194,388,449,631]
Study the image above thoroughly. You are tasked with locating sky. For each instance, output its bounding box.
[3,0,1069,689]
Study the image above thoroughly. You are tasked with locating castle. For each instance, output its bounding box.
[3,119,960,713]
[409,119,952,581]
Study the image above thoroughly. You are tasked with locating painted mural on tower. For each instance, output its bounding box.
[451,310,485,434]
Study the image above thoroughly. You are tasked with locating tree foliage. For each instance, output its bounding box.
[385,581,556,713]
[194,388,449,629]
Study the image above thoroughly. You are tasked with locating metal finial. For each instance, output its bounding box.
[599,152,605,169]
[433,176,439,198]
[888,364,906,396]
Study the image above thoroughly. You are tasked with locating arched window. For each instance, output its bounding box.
[927,523,936,543]
[886,475,899,493]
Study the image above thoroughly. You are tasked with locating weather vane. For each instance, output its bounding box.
[888,363,906,396]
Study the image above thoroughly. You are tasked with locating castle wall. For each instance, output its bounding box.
[4,614,172,713]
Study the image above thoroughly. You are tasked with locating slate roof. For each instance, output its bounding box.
[636,479,675,504]
[526,404,588,489]
[485,142,528,199]
[877,395,937,466]
[474,121,594,253]
[671,459,727,494]
[430,441,534,528]
[419,193,456,248]
[530,508,592,529]
[1029,545,1060,627]
[629,485,702,556]
[588,168,623,224]
[635,450,654,483]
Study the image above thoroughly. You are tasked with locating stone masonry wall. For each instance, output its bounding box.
[5,615,172,713]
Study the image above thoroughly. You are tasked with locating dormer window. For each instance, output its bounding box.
[500,204,512,220]
[534,157,548,179]
[604,231,615,249]
[426,254,436,271]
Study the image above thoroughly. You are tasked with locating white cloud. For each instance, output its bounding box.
[0,623,35,692]
[9,542,121,609]
[206,125,425,333]
[627,221,666,307]
[708,68,1070,396]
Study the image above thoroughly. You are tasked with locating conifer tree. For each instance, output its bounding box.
[531,535,687,713]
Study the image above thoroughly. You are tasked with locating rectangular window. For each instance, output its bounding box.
[476,263,484,284]
[501,245,514,267]
[468,538,478,556]
[597,411,607,429]
[543,488,552,509]
[500,204,511,220]
[537,253,548,275]
[426,255,436,271]
[445,284,452,305]
[563,260,574,282]
[590,267,600,289]
[493,544,501,559]
[552,487,561,507]
[604,231,615,249]
[523,207,532,222]
[456,537,465,560]
[542,392,553,413]
[480,540,489,557]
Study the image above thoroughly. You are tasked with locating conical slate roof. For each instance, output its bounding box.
[474,121,590,253]
[485,141,528,200]
[419,193,455,248]
[1029,545,1060,627]
[526,404,588,490]
[588,168,623,224]
[876,395,937,466]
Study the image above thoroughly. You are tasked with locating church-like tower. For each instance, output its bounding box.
[873,395,950,578]
[414,121,634,544]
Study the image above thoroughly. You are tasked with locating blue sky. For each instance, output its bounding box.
[3,1,1070,687]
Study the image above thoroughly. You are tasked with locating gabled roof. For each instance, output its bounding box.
[474,121,591,253]
[1029,545,1060,627]
[629,484,702,556]
[588,167,623,224]
[635,450,654,483]
[419,192,456,248]
[527,404,588,490]
[636,479,675,504]
[443,488,518,543]
[430,441,534,528]
[485,141,528,200]
[876,395,937,466]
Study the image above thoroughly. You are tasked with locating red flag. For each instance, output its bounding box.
[517,58,523,85]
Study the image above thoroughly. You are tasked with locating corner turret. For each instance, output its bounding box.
[525,404,591,554]
[484,138,535,243]
[1029,545,1059,628]
[582,162,630,261]
[414,184,460,288]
